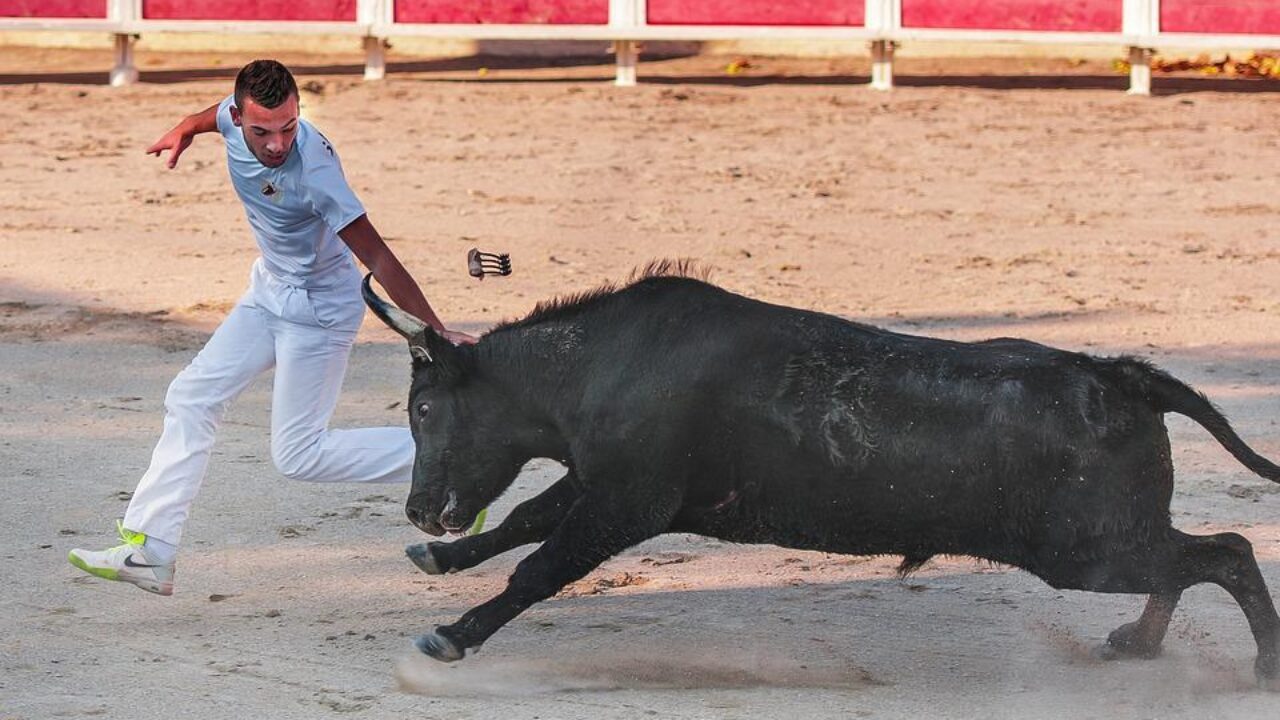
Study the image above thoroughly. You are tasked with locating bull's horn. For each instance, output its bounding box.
[361,273,427,341]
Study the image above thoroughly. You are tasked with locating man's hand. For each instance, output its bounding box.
[146,104,220,170]
[147,123,195,169]
[441,329,479,346]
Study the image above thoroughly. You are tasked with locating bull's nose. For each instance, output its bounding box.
[439,490,464,531]
[406,506,445,536]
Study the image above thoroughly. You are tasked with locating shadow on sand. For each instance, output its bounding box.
[1,53,1278,96]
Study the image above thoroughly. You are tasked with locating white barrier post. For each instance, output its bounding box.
[364,37,387,80]
[360,0,388,80]
[870,40,896,90]
[1124,0,1158,95]
[1127,46,1153,95]
[110,33,138,86]
[866,0,899,90]
[614,41,639,86]
[610,0,643,86]
[108,0,139,86]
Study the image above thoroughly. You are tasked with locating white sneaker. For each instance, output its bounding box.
[68,520,175,596]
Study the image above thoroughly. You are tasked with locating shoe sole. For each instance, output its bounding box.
[68,551,173,596]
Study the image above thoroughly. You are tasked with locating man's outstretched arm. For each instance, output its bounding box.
[147,103,219,169]
[340,214,478,346]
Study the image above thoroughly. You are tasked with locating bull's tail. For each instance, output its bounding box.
[1117,358,1280,482]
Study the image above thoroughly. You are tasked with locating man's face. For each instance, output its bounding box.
[230,93,299,168]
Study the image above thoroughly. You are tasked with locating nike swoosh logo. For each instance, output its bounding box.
[123,554,159,569]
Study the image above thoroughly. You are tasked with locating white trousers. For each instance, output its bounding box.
[123,260,413,545]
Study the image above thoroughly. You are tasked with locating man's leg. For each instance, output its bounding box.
[70,300,277,593]
[267,315,413,484]
[122,300,277,545]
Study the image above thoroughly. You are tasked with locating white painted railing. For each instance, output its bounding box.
[2,0,1279,94]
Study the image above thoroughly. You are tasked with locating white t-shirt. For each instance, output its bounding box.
[216,94,365,289]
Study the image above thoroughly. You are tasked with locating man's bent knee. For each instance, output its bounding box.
[272,440,327,482]
[163,380,225,433]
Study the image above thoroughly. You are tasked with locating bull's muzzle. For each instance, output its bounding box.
[438,490,470,533]
[406,505,445,537]
[406,489,466,536]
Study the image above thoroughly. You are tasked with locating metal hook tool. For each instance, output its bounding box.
[468,248,512,279]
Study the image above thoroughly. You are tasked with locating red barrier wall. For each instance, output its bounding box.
[902,0,1122,32]
[646,0,864,26]
[394,0,608,24]
[141,1,357,21]
[1162,1,1280,35]
[18,0,1280,38]
[0,0,105,17]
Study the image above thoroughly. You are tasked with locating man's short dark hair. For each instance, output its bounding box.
[234,59,298,110]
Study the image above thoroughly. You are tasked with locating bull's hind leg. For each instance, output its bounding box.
[1180,532,1280,686]
[1048,530,1279,686]
[407,471,580,575]
[1099,592,1181,660]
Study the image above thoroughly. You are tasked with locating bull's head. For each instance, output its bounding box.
[361,275,531,537]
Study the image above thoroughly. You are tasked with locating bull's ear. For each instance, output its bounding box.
[362,274,427,341]
[415,322,468,375]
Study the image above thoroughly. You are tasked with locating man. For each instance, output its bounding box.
[68,59,472,595]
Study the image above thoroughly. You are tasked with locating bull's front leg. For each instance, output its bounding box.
[406,471,581,575]
[415,482,682,661]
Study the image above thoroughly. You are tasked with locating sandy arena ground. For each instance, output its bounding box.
[2,47,1280,719]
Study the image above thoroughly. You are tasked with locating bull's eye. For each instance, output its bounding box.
[417,402,430,416]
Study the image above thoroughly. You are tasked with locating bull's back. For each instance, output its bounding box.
[611,281,1176,567]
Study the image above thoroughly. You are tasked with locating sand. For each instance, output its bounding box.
[2,47,1279,719]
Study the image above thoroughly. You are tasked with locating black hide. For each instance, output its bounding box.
[364,271,1280,685]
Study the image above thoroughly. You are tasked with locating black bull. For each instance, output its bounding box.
[362,268,1280,685]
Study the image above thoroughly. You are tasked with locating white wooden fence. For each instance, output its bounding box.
[2,0,1279,95]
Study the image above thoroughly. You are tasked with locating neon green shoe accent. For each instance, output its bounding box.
[67,523,174,595]
[115,519,146,546]
[67,550,120,581]
[467,508,488,536]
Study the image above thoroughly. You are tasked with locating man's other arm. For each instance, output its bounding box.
[147,103,219,169]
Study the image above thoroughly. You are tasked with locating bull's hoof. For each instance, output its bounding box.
[1093,642,1161,662]
[414,630,465,662]
[1257,653,1279,691]
[1096,622,1163,661]
[405,543,444,575]
[1094,641,1162,661]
